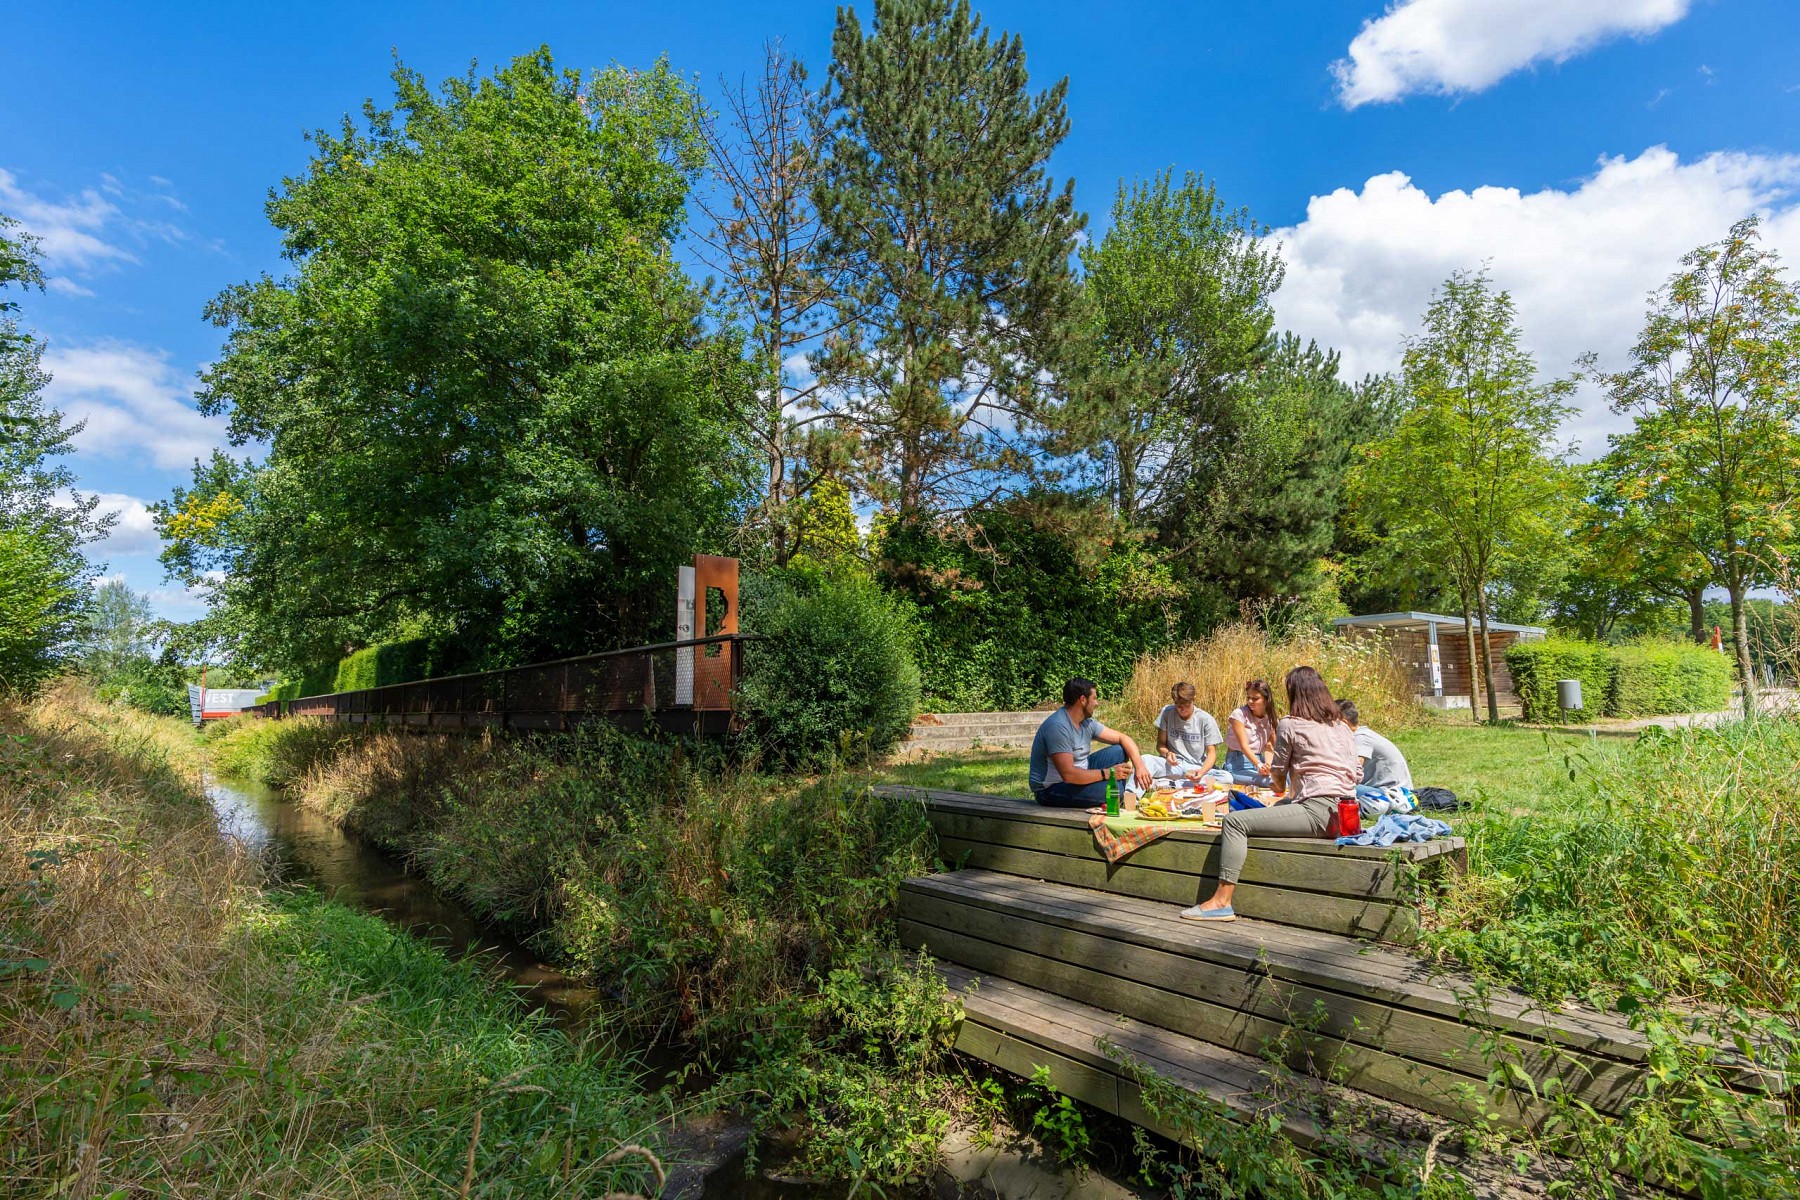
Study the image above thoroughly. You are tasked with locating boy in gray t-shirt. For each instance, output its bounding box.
[1154,682,1222,773]
[1337,700,1413,790]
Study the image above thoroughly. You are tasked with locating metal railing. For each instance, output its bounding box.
[244,634,755,735]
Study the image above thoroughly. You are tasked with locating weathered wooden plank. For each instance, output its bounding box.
[934,835,1419,943]
[929,808,1406,898]
[903,905,1641,1121]
[879,785,1466,865]
[911,870,1647,1061]
[944,966,1663,1200]
[910,917,1553,1127]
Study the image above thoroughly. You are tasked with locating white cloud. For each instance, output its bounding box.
[1332,0,1690,108]
[1268,147,1800,454]
[148,582,210,620]
[42,341,227,469]
[45,277,96,298]
[88,492,162,555]
[0,167,193,294]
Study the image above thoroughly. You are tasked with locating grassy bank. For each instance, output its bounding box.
[1,685,663,1198]
[204,713,968,1180]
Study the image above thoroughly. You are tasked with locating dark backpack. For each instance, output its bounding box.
[1416,786,1459,812]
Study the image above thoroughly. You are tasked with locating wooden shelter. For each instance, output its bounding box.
[1332,611,1545,706]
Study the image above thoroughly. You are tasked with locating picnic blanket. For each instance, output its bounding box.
[1086,810,1177,863]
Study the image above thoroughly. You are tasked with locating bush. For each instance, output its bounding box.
[1124,621,1420,735]
[876,496,1192,711]
[263,636,438,702]
[1506,637,1613,722]
[1669,640,1735,712]
[739,573,921,768]
[1509,637,1735,721]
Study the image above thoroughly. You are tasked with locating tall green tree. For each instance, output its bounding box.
[0,214,107,693]
[78,578,162,679]
[811,0,1084,518]
[1592,217,1800,714]
[1162,335,1394,604]
[1057,170,1283,524]
[694,41,851,566]
[159,51,748,672]
[1351,269,1574,722]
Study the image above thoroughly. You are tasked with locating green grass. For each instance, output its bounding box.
[881,713,1622,809]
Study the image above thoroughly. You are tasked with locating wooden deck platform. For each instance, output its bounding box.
[941,961,1658,1200]
[881,785,1768,1170]
[879,785,1465,943]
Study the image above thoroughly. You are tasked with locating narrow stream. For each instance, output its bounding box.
[203,774,941,1200]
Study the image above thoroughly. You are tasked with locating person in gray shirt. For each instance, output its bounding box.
[1154,681,1222,775]
[1029,677,1153,807]
[1337,700,1413,790]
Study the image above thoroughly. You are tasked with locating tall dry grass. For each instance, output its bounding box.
[1122,621,1420,735]
[1,684,662,1198]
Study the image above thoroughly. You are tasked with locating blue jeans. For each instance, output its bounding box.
[1035,744,1128,808]
[1225,749,1271,787]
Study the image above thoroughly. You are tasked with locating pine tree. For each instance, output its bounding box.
[811,0,1084,519]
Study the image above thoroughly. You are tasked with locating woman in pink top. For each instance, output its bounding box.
[1182,666,1359,923]
[1224,679,1277,785]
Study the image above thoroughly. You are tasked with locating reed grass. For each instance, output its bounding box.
[1426,716,1800,1010]
[1121,620,1420,735]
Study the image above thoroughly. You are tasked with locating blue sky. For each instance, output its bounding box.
[6,0,1799,617]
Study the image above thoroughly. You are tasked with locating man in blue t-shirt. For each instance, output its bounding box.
[1028,677,1153,808]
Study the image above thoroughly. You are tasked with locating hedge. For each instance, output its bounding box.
[1506,637,1734,722]
[258,637,437,704]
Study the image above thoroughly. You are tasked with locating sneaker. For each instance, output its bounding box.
[1179,904,1235,922]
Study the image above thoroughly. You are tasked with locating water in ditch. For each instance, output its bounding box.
[203,773,941,1199]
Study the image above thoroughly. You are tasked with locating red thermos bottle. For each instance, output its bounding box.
[1336,797,1361,838]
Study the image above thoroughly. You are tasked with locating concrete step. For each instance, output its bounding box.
[913,710,1046,729]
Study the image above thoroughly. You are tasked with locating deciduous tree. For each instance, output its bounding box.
[1592,217,1800,714]
[1351,269,1574,722]
[159,51,748,671]
[0,216,106,693]
[694,42,852,566]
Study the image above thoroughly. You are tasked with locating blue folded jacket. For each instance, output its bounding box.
[1335,813,1452,847]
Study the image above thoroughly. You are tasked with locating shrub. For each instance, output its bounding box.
[1505,637,1612,722]
[1669,640,1735,712]
[739,573,921,768]
[1123,621,1419,736]
[264,636,438,702]
[876,496,1192,711]
[1510,637,1735,721]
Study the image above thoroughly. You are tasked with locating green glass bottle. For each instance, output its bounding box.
[1105,772,1119,817]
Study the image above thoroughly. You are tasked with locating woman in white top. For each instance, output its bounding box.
[1224,678,1276,786]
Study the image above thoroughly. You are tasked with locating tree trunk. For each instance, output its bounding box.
[1686,584,1706,646]
[1455,582,1481,722]
[1474,580,1500,724]
[1729,580,1758,717]
[1115,437,1136,522]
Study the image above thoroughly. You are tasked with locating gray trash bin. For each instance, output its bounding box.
[1556,679,1583,712]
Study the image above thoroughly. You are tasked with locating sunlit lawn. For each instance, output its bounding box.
[876,712,1639,834]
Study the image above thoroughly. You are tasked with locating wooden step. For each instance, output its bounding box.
[903,870,1655,1129]
[879,784,1465,943]
[938,961,1653,1200]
